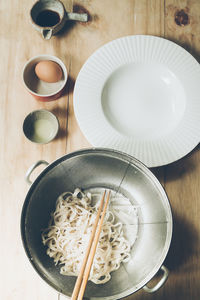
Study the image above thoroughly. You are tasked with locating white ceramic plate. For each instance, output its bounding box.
[74,35,200,167]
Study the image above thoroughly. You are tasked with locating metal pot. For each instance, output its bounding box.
[21,148,172,299]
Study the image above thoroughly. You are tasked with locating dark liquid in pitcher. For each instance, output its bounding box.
[36,10,60,27]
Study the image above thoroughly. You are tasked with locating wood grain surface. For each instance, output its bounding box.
[0,1,200,300]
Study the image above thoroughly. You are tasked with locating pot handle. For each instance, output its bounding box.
[143,265,169,293]
[25,160,49,185]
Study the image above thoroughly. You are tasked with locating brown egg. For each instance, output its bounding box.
[35,60,63,83]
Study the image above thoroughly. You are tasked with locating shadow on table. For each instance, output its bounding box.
[55,20,76,38]
[165,213,198,272]
[50,75,75,141]
[152,143,200,181]
[125,279,200,300]
[124,213,199,300]
[167,36,200,64]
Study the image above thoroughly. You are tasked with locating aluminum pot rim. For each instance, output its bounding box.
[20,147,173,300]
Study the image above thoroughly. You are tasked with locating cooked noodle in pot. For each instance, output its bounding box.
[42,188,134,284]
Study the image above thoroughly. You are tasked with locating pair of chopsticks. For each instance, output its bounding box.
[71,190,111,300]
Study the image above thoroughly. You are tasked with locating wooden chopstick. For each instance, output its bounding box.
[71,190,109,300]
[77,190,111,300]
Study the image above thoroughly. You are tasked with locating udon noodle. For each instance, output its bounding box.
[42,188,131,284]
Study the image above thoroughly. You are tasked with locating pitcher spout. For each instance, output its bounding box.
[42,29,53,40]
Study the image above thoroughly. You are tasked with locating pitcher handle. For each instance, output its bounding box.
[67,12,88,22]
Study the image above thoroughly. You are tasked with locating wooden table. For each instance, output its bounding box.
[1,0,200,299]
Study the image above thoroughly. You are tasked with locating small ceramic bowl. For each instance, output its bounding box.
[22,54,67,101]
[23,110,59,144]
